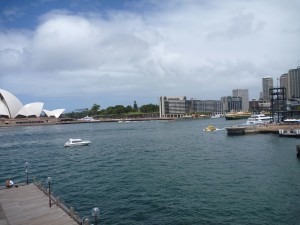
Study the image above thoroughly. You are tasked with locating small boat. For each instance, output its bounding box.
[284,119,300,124]
[64,138,91,147]
[204,125,216,131]
[211,114,221,119]
[279,129,300,137]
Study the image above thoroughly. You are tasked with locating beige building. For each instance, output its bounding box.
[232,89,249,112]
[262,76,273,101]
[287,68,300,99]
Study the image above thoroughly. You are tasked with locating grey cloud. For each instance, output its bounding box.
[1,0,300,109]
[207,13,264,40]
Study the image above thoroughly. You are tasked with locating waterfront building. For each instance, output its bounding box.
[232,89,249,112]
[262,76,273,101]
[287,68,300,99]
[187,100,223,114]
[159,96,187,118]
[0,88,65,119]
[221,96,242,112]
[159,96,223,118]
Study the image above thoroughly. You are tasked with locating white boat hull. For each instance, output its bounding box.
[64,139,91,147]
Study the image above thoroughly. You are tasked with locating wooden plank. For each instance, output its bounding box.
[0,184,79,225]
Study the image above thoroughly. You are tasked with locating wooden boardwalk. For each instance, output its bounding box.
[0,184,79,225]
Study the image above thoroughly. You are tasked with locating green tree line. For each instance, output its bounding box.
[64,102,159,119]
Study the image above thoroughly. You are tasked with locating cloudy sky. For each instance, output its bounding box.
[0,0,299,111]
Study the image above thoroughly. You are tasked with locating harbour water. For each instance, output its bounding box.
[1,118,300,225]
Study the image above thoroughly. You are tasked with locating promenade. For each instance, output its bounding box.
[0,184,79,225]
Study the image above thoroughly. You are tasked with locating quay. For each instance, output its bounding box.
[226,124,300,135]
[0,183,80,225]
[0,117,174,127]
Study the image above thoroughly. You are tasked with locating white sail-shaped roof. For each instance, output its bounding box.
[0,89,23,118]
[17,102,44,117]
[0,101,10,117]
[43,109,65,118]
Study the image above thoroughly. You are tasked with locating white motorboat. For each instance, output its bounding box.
[284,119,300,124]
[64,139,91,147]
[246,114,272,125]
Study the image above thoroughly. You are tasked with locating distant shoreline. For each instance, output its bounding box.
[0,117,175,127]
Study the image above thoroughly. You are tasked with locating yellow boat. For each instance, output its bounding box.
[204,125,216,131]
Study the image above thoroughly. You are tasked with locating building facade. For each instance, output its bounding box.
[221,96,242,112]
[232,89,249,112]
[280,73,288,92]
[288,68,300,99]
[262,76,273,101]
[159,96,187,118]
[159,96,223,118]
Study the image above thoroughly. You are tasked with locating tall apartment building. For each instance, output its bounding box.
[232,89,249,112]
[262,76,273,101]
[280,73,288,93]
[287,68,300,99]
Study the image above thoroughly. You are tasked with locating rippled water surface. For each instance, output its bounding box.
[1,119,300,225]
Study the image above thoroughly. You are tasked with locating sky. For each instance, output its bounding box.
[0,0,300,112]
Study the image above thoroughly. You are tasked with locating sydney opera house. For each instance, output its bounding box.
[0,88,65,126]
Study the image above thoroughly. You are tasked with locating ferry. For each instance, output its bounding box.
[225,112,252,120]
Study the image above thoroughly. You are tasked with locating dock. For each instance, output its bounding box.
[226,124,300,135]
[0,183,80,225]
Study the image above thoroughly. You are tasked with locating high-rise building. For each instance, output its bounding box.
[232,89,249,112]
[262,76,273,101]
[287,68,300,99]
[280,73,288,93]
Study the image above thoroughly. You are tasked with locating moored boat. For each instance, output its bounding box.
[246,114,272,125]
[64,138,91,147]
[225,112,252,120]
[211,114,221,118]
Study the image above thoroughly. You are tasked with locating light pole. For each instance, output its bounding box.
[82,217,90,225]
[46,177,52,208]
[25,162,28,185]
[91,207,100,225]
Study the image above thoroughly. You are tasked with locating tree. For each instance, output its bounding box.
[90,104,100,116]
[114,105,126,114]
[133,101,138,112]
[125,105,133,113]
[140,104,159,113]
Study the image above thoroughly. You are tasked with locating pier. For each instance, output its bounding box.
[0,183,80,225]
[226,124,300,135]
